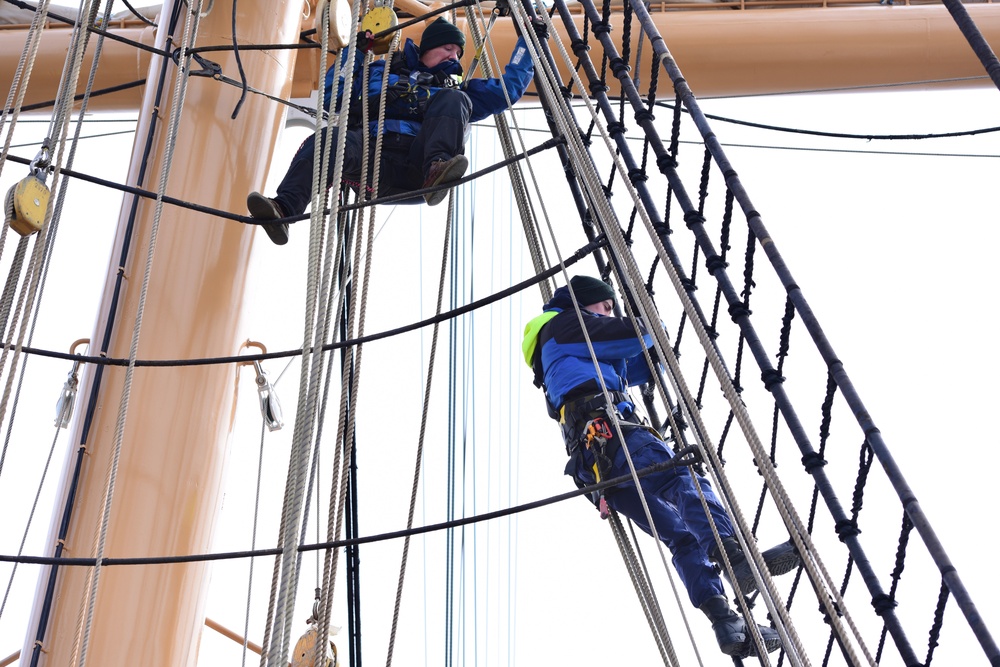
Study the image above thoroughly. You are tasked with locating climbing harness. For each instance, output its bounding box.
[583,415,613,518]
[348,51,461,130]
[4,146,51,237]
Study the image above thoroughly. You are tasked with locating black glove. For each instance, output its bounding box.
[356,30,374,53]
[529,17,549,41]
[514,16,549,41]
[494,0,511,17]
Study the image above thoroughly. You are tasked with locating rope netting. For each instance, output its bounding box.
[516,0,1000,665]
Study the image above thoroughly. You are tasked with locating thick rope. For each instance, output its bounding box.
[384,199,454,667]
[75,1,204,664]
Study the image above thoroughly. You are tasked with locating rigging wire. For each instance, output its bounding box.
[75,0,206,664]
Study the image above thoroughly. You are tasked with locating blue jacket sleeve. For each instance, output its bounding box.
[464,36,535,122]
[323,47,370,112]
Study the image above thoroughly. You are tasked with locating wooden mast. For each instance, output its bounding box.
[18,1,304,664]
[4,4,1000,105]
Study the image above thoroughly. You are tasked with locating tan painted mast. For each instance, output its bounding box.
[17,0,305,664]
[4,4,1000,106]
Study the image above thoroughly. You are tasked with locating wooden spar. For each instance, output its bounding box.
[17,0,303,665]
[3,3,1000,107]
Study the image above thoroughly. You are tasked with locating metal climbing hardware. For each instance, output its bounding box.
[464,7,503,86]
[5,147,51,237]
[54,359,82,428]
[360,4,397,55]
[254,360,284,431]
[583,417,613,519]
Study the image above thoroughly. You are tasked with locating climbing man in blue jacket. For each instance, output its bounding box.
[247,17,538,245]
[522,274,801,658]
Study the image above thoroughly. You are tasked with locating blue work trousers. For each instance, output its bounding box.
[568,424,734,608]
[273,88,472,216]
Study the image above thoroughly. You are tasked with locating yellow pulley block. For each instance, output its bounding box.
[327,0,352,49]
[360,6,397,55]
[290,624,338,667]
[4,174,49,237]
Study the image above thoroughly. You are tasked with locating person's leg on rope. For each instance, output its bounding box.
[411,88,472,206]
[574,429,781,658]
[708,536,801,597]
[623,426,801,597]
[596,426,788,657]
[247,127,365,244]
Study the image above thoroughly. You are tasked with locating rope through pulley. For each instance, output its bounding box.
[4,144,52,237]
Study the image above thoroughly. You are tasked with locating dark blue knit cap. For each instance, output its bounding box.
[420,18,466,57]
[570,275,615,307]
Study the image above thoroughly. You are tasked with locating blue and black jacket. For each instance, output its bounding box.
[324,36,535,138]
[522,285,656,417]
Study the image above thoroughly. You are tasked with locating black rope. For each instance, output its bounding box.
[229,0,248,119]
[7,237,605,368]
[876,512,913,662]
[654,100,1000,142]
[117,0,157,26]
[2,79,146,115]
[0,447,703,567]
[925,579,950,666]
[4,135,562,229]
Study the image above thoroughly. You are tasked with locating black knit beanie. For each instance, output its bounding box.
[570,275,616,307]
[420,18,466,57]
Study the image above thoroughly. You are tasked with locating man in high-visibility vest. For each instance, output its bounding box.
[522,274,800,658]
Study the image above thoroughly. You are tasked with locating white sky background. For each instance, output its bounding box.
[1,4,999,666]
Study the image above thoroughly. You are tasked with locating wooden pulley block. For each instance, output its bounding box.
[361,6,397,54]
[290,624,338,667]
[4,174,49,237]
[327,0,352,49]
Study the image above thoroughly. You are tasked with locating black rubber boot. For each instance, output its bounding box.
[711,537,801,595]
[699,595,782,657]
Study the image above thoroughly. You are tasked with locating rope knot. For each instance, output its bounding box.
[871,594,897,616]
[656,153,677,172]
[610,57,630,77]
[801,452,827,473]
[570,38,590,55]
[607,121,626,137]
[761,369,785,391]
[684,211,705,229]
[627,168,647,185]
[705,254,727,275]
[592,21,612,35]
[634,109,654,124]
[728,301,751,322]
[834,518,861,541]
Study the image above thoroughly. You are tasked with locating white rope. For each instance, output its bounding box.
[74,0,205,664]
[0,0,53,186]
[463,1,553,302]
[530,4,877,663]
[384,195,454,667]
